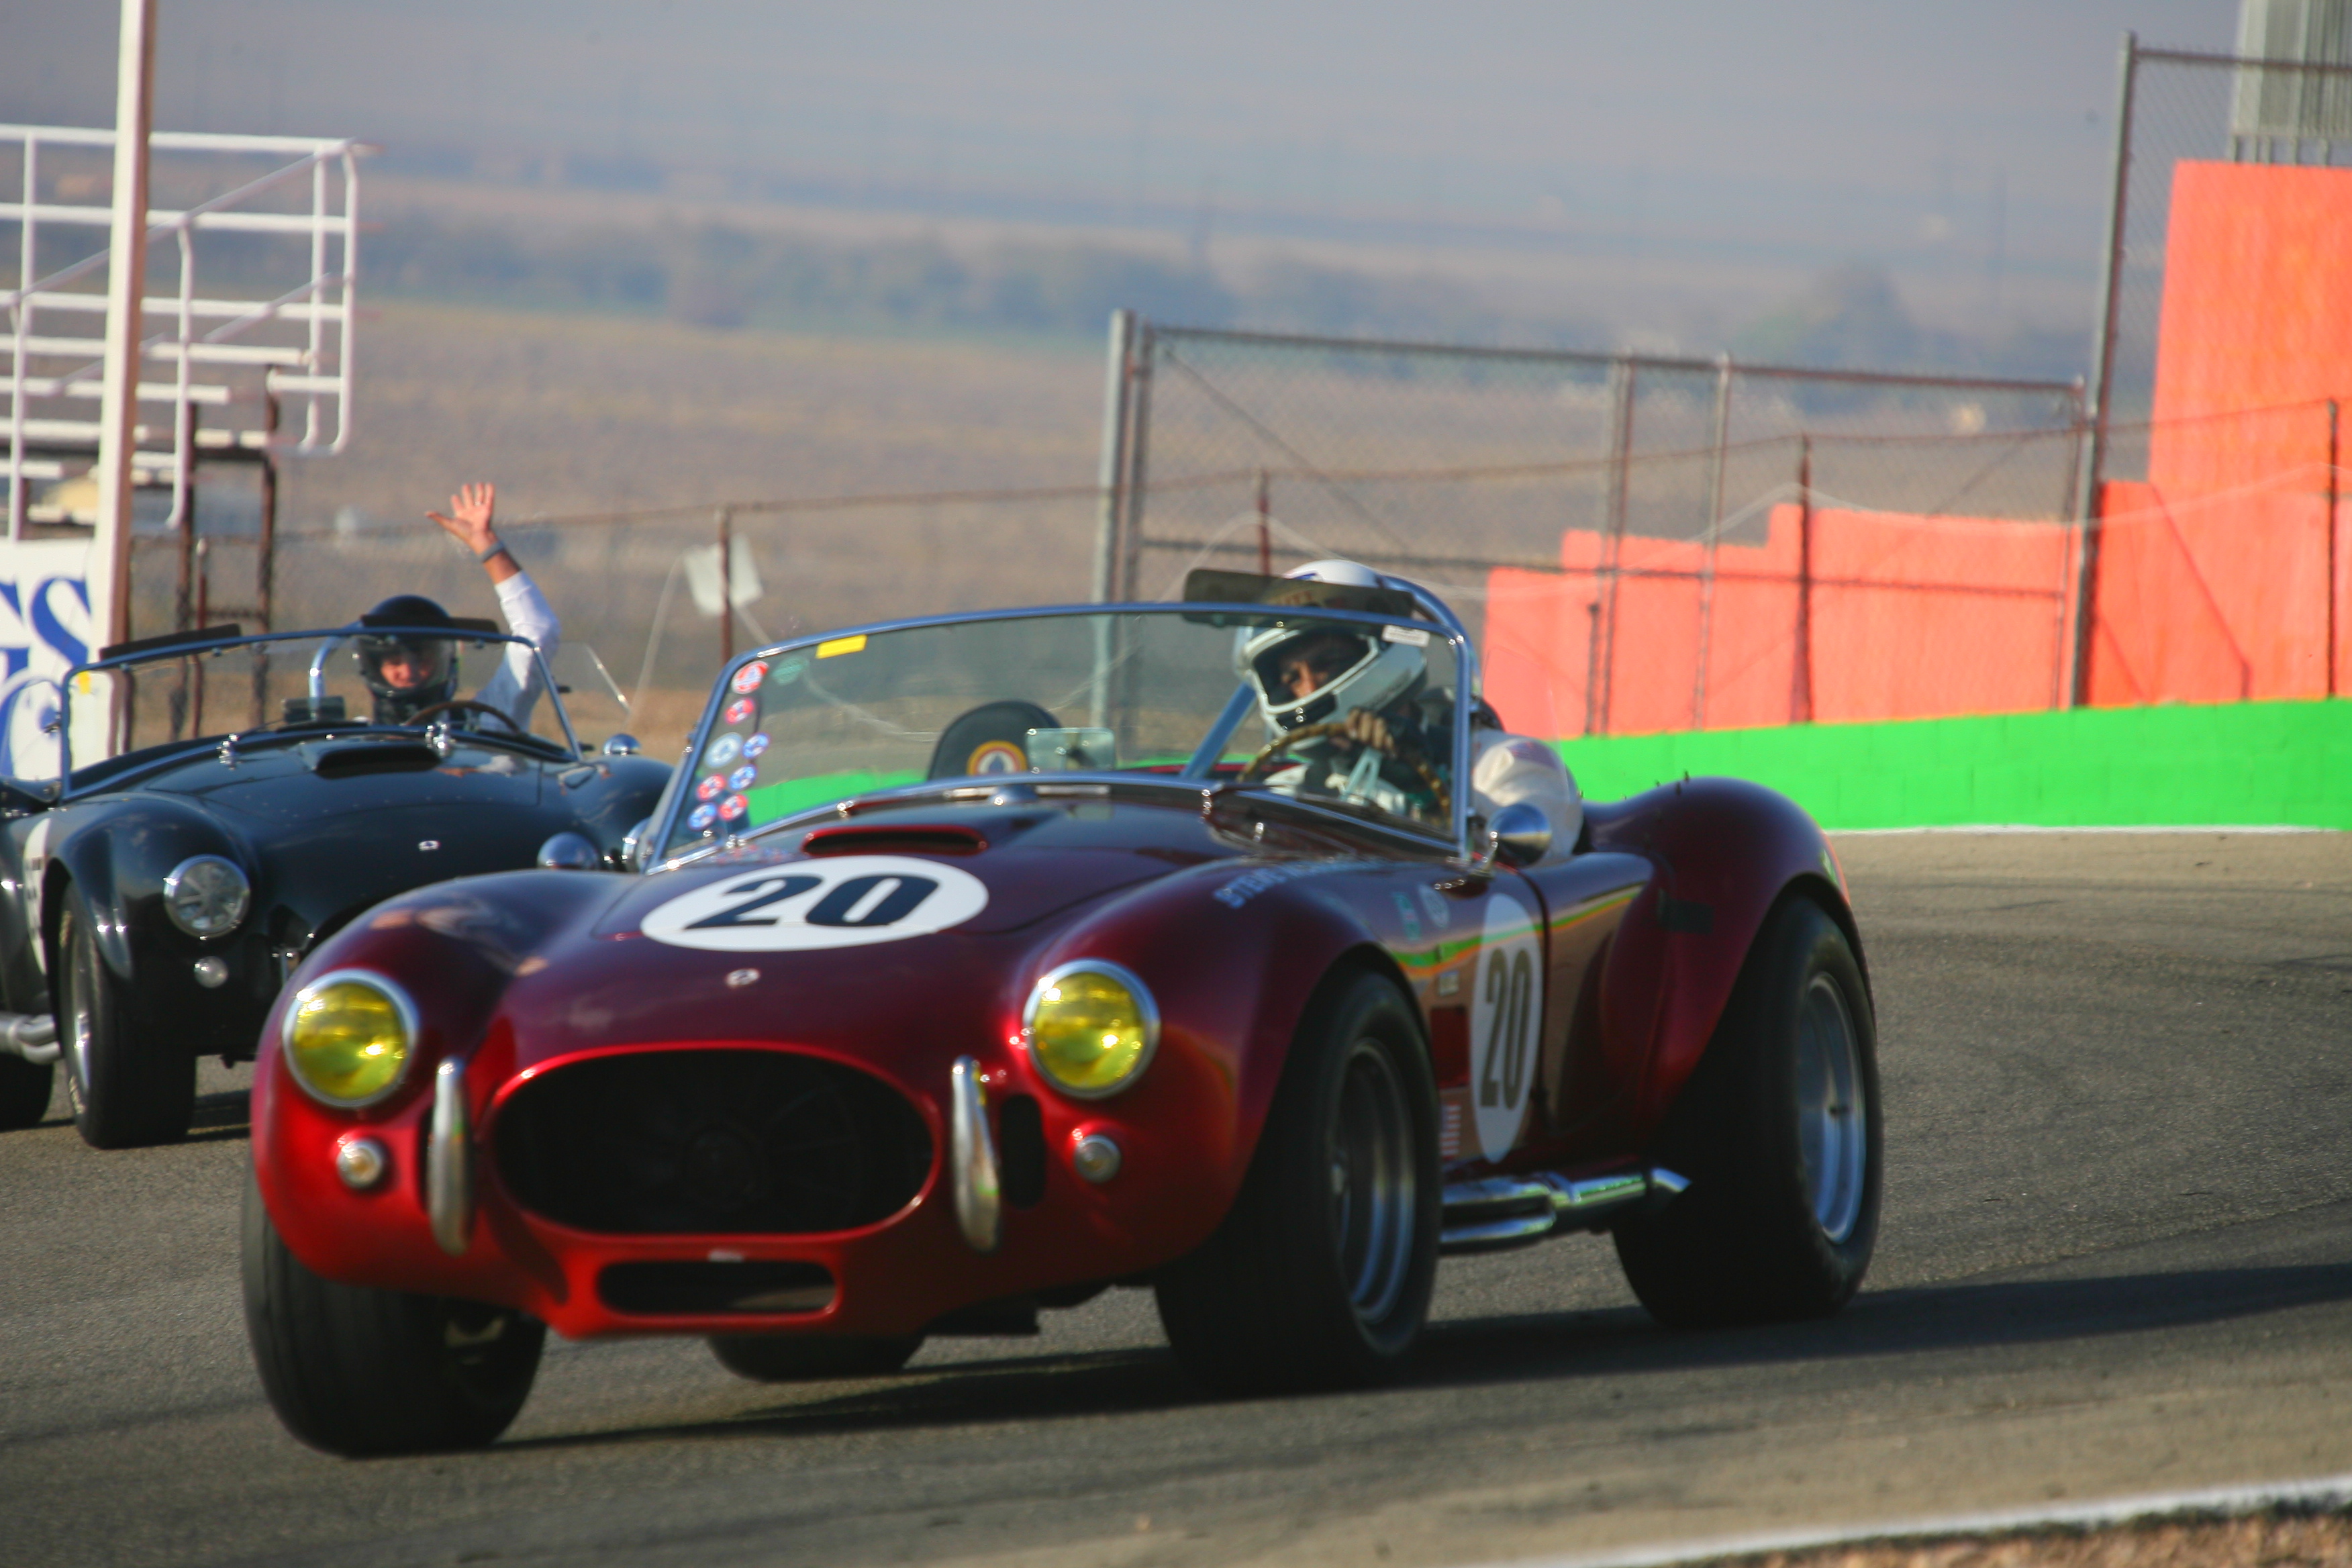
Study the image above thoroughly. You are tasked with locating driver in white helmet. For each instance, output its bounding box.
[1244,560,1581,854]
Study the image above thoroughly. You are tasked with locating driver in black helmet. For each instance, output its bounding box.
[351,482,561,730]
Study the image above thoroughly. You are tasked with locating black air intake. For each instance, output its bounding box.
[494,1049,932,1236]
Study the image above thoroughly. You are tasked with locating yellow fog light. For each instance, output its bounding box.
[283,970,418,1107]
[1023,961,1159,1099]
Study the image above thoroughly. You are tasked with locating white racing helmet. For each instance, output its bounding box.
[1236,560,1427,732]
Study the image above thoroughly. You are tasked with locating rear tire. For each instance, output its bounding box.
[708,1334,924,1381]
[1613,897,1881,1328]
[0,1054,52,1131]
[58,895,195,1148]
[1156,967,1440,1393]
[241,1173,544,1455]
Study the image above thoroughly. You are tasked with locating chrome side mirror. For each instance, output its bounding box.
[1487,801,1554,868]
[601,733,641,756]
[619,816,654,873]
[536,831,601,871]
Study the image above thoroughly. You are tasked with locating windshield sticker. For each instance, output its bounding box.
[728,764,758,791]
[1381,624,1431,646]
[1469,886,1545,1161]
[642,854,991,952]
[773,656,808,685]
[705,732,743,769]
[724,696,756,725]
[816,634,867,659]
[695,775,727,801]
[743,732,771,758]
[731,660,769,695]
[967,740,1026,775]
[687,803,718,831]
[718,793,749,822]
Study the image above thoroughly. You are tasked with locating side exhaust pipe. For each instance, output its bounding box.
[1440,1166,1688,1255]
[0,1012,58,1065]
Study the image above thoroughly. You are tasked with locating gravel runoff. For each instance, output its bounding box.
[1475,1480,2352,1568]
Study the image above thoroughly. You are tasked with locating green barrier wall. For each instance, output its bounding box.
[1555,699,2350,830]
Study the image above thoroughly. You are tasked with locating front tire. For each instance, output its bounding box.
[242,1173,544,1456]
[0,1054,52,1131]
[1613,896,1881,1327]
[1156,967,1440,1393]
[708,1334,924,1381]
[58,894,195,1148]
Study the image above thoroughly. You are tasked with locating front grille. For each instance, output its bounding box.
[494,1049,932,1235]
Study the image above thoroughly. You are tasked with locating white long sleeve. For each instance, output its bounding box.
[475,569,560,731]
[1471,730,1582,857]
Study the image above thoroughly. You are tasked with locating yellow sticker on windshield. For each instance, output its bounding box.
[816,634,867,659]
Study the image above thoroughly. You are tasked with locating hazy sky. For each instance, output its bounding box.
[7,3,2245,320]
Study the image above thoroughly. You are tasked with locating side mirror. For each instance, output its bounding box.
[1487,801,1554,868]
[619,816,654,873]
[601,734,641,756]
[536,831,601,871]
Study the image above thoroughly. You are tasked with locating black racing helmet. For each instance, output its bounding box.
[352,594,458,724]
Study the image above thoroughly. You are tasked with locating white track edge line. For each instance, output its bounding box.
[1457,1473,2352,1568]
[1828,824,2337,835]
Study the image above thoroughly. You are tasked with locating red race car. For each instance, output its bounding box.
[243,569,1881,1455]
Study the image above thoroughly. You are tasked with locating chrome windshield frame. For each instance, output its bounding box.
[46,624,581,785]
[650,599,1478,871]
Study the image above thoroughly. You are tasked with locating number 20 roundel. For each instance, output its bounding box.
[1468,885,1545,1161]
[640,855,990,952]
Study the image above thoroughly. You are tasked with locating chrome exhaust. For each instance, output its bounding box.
[0,1012,58,1065]
[1439,1167,1687,1255]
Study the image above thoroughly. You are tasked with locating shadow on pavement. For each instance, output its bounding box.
[493,1253,2352,1455]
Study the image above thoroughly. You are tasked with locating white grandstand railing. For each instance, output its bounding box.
[0,125,369,540]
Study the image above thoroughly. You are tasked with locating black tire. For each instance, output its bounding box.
[708,1334,924,1381]
[241,1171,544,1456]
[1156,967,1440,1393]
[0,1053,53,1131]
[58,894,195,1148]
[1613,896,1881,1328]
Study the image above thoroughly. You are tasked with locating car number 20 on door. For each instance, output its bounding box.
[1468,886,1544,1161]
[641,856,990,951]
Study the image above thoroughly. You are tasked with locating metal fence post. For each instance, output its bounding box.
[1794,436,1814,724]
[2073,30,2140,707]
[717,506,734,665]
[2314,395,2333,695]
[1091,309,1136,603]
[1255,468,1271,575]
[1118,324,1155,601]
[1694,354,1733,729]
[1591,357,1636,736]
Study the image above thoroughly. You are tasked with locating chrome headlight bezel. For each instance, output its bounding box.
[162,854,250,940]
[280,969,420,1108]
[1021,959,1161,1100]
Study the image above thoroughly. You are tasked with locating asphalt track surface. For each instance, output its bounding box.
[3,831,2347,1568]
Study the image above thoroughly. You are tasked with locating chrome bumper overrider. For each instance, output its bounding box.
[1439,1167,1688,1254]
[428,1057,473,1257]
[950,1056,1001,1255]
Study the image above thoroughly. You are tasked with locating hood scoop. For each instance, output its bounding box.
[800,822,989,857]
[307,741,442,779]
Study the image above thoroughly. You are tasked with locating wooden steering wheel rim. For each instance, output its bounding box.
[1238,720,1451,821]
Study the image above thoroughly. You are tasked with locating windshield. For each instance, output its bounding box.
[13,628,596,785]
[658,605,1463,861]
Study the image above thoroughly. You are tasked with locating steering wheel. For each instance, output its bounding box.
[1238,720,1451,821]
[405,698,524,734]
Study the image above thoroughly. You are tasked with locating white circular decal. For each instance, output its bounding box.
[1467,886,1545,1161]
[640,855,990,952]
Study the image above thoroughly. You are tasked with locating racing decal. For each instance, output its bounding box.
[687,802,718,831]
[728,764,758,791]
[1417,884,1451,932]
[731,660,769,695]
[717,793,749,822]
[1391,891,1423,944]
[695,774,726,802]
[743,732,772,758]
[966,740,1026,775]
[1467,885,1544,1161]
[816,634,866,659]
[724,696,756,725]
[1212,857,1377,910]
[705,732,744,769]
[641,854,990,952]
